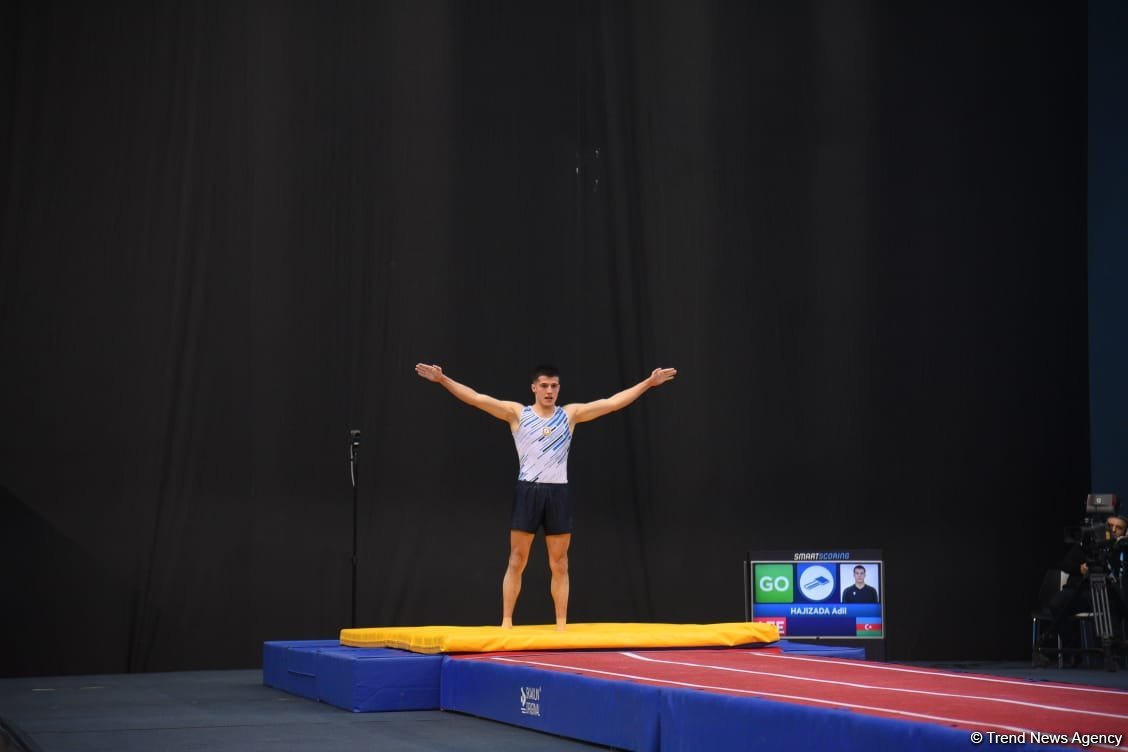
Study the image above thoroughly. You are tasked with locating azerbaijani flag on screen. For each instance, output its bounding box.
[856,617,883,636]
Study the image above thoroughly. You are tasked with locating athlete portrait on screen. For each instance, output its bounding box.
[841,565,879,603]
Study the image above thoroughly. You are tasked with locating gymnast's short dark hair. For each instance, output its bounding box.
[530,364,560,381]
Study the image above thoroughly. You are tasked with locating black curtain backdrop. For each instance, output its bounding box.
[0,1,1087,675]
[1089,0,1128,499]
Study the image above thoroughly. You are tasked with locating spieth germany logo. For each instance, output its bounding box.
[519,685,542,716]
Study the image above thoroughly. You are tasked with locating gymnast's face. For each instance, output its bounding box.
[853,567,867,587]
[531,376,560,409]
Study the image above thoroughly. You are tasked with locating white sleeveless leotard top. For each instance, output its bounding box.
[513,405,572,483]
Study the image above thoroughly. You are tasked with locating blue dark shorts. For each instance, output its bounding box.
[510,480,573,535]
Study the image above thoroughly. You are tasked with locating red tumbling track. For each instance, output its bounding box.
[461,649,1128,750]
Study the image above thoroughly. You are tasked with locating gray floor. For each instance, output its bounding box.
[0,670,609,752]
[3,662,1126,752]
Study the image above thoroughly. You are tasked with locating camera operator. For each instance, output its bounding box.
[1046,513,1127,663]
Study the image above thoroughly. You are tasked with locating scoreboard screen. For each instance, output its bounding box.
[745,549,884,640]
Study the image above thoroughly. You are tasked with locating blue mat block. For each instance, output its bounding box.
[657,688,1062,752]
[317,648,442,712]
[441,657,662,752]
[262,640,341,699]
[262,640,443,712]
[776,640,866,659]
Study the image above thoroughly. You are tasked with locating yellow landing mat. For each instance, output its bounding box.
[338,621,780,654]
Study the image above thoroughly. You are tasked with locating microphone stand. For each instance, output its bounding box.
[349,429,361,628]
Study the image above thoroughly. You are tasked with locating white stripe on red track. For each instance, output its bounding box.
[485,652,1128,750]
[619,651,1128,721]
[488,655,1060,741]
[739,650,1128,697]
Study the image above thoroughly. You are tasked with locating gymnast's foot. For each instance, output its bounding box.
[556,620,567,632]
[501,618,513,629]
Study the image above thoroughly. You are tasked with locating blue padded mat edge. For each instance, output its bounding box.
[262,640,442,712]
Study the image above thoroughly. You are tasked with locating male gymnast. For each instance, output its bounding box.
[414,362,677,629]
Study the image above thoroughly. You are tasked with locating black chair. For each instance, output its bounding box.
[1032,568,1126,670]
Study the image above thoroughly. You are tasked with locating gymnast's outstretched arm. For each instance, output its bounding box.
[414,363,523,428]
[564,367,678,425]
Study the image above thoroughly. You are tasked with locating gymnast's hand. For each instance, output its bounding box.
[415,363,444,382]
[649,367,677,386]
